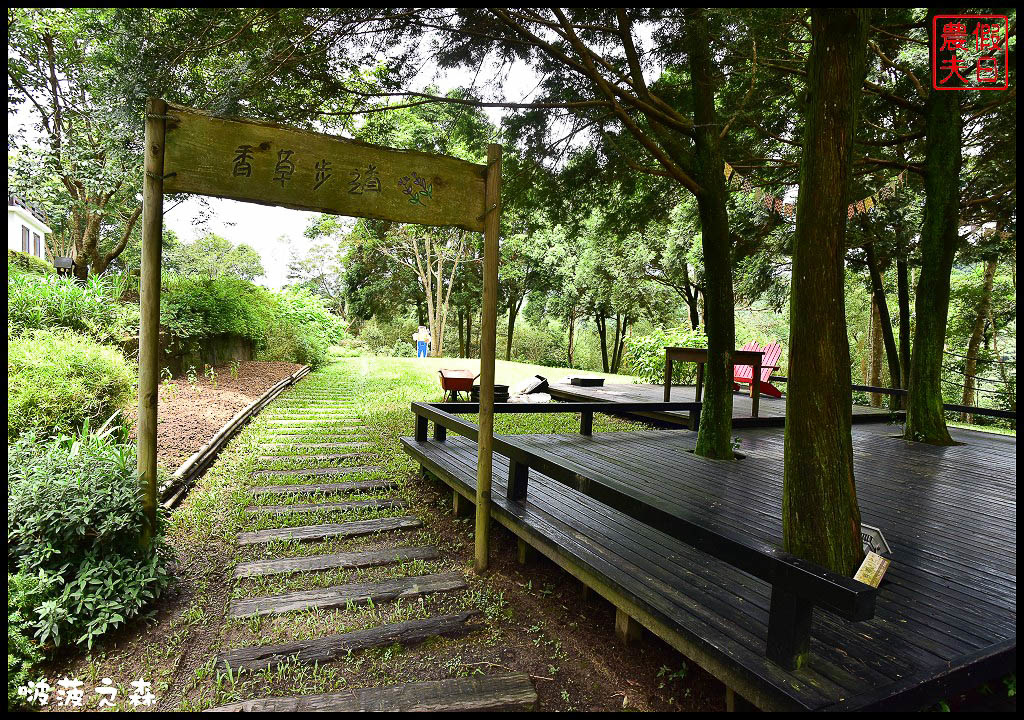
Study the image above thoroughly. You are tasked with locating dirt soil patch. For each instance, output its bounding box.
[132,361,303,468]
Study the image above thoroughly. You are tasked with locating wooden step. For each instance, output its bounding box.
[245,498,403,517]
[236,515,420,545]
[216,610,481,672]
[257,452,373,465]
[206,672,537,712]
[250,480,393,496]
[260,442,371,451]
[233,545,437,578]
[266,418,361,425]
[228,572,466,617]
[253,465,381,478]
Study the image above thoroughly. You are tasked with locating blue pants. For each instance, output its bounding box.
[417,341,428,358]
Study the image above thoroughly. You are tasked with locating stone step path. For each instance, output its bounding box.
[228,572,467,617]
[216,611,481,672]
[245,498,404,516]
[233,545,437,579]
[218,383,534,710]
[236,515,421,545]
[206,674,538,712]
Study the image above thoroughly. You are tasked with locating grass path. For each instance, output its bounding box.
[51,358,715,712]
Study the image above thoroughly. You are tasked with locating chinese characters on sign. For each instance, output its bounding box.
[231,147,396,199]
[932,15,1009,90]
[17,677,156,708]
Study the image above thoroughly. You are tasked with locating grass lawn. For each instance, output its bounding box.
[42,356,717,712]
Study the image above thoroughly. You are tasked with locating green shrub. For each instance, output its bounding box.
[623,326,708,384]
[8,249,55,276]
[8,329,136,441]
[7,270,132,342]
[7,428,171,650]
[160,274,272,348]
[390,339,416,357]
[8,572,45,710]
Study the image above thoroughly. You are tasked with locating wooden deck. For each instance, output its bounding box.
[547,381,894,427]
[402,421,1016,711]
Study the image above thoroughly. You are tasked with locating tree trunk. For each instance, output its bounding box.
[687,9,736,459]
[897,255,912,407]
[961,258,997,421]
[783,8,868,585]
[595,314,609,373]
[505,295,522,362]
[905,16,962,446]
[682,271,701,330]
[567,308,576,367]
[869,300,883,406]
[466,309,473,358]
[864,242,901,409]
[989,307,1015,413]
[457,308,466,358]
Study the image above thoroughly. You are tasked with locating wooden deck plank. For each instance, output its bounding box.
[233,545,438,578]
[236,515,421,545]
[228,572,466,617]
[401,422,1016,711]
[205,673,537,712]
[217,611,481,672]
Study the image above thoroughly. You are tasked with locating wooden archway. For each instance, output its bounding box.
[139,98,501,571]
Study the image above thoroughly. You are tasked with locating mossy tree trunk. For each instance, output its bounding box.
[783,8,869,578]
[960,257,997,420]
[865,242,902,409]
[904,24,962,445]
[687,9,736,459]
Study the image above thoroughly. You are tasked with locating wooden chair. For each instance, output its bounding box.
[734,341,784,398]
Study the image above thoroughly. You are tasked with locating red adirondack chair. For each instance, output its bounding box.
[733,341,784,398]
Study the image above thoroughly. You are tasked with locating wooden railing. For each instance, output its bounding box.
[410,400,878,670]
[770,377,1017,421]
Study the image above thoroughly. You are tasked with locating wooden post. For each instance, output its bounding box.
[138,97,166,550]
[663,349,672,402]
[474,144,502,573]
[765,587,813,670]
[579,410,593,436]
[614,607,642,646]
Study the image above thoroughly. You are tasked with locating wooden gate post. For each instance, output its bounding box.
[138,97,167,549]
[474,143,502,573]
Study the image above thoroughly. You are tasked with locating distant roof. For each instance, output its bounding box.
[8,194,50,226]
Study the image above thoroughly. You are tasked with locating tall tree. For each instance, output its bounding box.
[783,8,869,580]
[8,8,145,277]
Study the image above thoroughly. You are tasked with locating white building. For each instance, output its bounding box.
[8,194,52,260]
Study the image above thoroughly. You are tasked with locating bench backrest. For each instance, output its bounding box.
[734,341,761,381]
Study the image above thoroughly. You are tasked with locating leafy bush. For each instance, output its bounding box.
[390,339,416,357]
[8,573,45,710]
[259,288,347,367]
[8,270,133,342]
[8,329,135,441]
[623,326,708,384]
[7,428,171,650]
[507,320,565,368]
[8,249,54,276]
[160,274,272,347]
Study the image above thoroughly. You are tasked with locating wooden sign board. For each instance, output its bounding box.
[860,523,892,556]
[162,103,487,231]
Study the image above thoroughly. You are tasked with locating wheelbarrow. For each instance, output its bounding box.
[438,369,479,402]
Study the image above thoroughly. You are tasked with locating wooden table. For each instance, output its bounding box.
[664,347,765,418]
